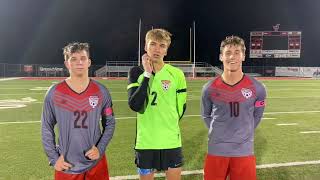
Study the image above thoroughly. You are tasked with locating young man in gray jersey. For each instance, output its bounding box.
[41,42,115,180]
[201,36,266,180]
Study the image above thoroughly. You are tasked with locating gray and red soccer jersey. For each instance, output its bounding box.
[201,75,266,157]
[41,79,115,174]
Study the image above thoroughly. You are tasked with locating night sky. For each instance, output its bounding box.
[0,0,319,66]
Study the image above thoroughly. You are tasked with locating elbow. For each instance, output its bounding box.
[130,106,140,112]
[128,101,142,112]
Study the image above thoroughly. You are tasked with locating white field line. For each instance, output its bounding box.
[269,96,320,99]
[276,123,298,126]
[3,95,320,102]
[0,77,21,81]
[0,93,44,96]
[0,88,36,89]
[264,110,320,115]
[187,89,320,92]
[2,88,320,91]
[256,160,320,168]
[267,89,320,91]
[4,109,315,117]
[2,110,320,125]
[300,131,320,134]
[0,97,194,102]
[110,160,320,180]
[0,116,274,125]
[264,84,320,87]
[185,84,320,88]
[0,121,40,125]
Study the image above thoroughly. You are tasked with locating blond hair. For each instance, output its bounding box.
[145,28,172,47]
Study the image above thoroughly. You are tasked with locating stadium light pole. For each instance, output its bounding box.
[138,18,141,66]
[190,27,192,63]
[193,21,196,78]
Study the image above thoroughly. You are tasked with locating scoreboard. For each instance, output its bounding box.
[250,31,301,58]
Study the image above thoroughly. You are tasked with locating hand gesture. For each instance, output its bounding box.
[54,155,72,171]
[85,146,100,160]
[142,53,153,73]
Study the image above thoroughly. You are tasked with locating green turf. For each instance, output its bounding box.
[1,78,320,179]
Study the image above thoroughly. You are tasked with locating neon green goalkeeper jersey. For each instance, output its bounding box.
[128,64,187,149]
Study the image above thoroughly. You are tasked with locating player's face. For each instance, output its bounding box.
[145,39,168,62]
[64,50,91,76]
[220,44,245,72]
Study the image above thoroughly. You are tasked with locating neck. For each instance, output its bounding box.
[152,60,165,73]
[221,70,244,85]
[66,75,90,93]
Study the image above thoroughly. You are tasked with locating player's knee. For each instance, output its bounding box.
[137,168,153,176]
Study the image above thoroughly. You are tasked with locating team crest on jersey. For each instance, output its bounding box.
[89,96,99,108]
[241,88,253,99]
[161,80,171,91]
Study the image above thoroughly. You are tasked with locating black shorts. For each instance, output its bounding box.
[135,147,183,171]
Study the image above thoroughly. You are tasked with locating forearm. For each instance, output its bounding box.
[201,89,213,129]
[96,116,115,155]
[128,77,149,112]
[202,115,212,129]
[177,91,187,120]
[254,107,265,128]
[41,124,60,166]
[254,93,266,128]
[254,82,267,129]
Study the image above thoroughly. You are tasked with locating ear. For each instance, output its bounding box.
[144,43,148,52]
[219,54,223,62]
[64,60,69,69]
[88,59,92,68]
[242,55,245,61]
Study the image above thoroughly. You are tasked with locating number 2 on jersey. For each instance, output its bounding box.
[74,110,88,129]
[229,102,239,117]
[151,91,157,106]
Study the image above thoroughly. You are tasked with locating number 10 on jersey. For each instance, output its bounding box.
[229,102,239,117]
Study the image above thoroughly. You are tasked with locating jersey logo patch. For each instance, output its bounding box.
[241,88,252,99]
[89,96,99,108]
[161,80,171,91]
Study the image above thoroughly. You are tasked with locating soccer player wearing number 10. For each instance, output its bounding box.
[127,29,187,180]
[41,42,115,180]
[201,36,266,180]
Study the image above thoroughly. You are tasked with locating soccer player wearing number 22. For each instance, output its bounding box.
[201,36,266,180]
[127,29,187,180]
[41,42,115,180]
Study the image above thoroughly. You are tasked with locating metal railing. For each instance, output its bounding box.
[95,61,218,77]
[3,62,318,78]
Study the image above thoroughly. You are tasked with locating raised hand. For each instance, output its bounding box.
[142,53,153,73]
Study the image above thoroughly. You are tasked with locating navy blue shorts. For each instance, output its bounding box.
[135,147,183,171]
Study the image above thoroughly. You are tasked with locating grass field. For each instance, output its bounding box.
[1,78,320,180]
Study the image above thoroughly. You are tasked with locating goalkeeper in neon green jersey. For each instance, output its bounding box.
[127,28,187,180]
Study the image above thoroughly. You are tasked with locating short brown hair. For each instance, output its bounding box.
[63,42,90,60]
[220,35,246,54]
[145,29,172,47]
